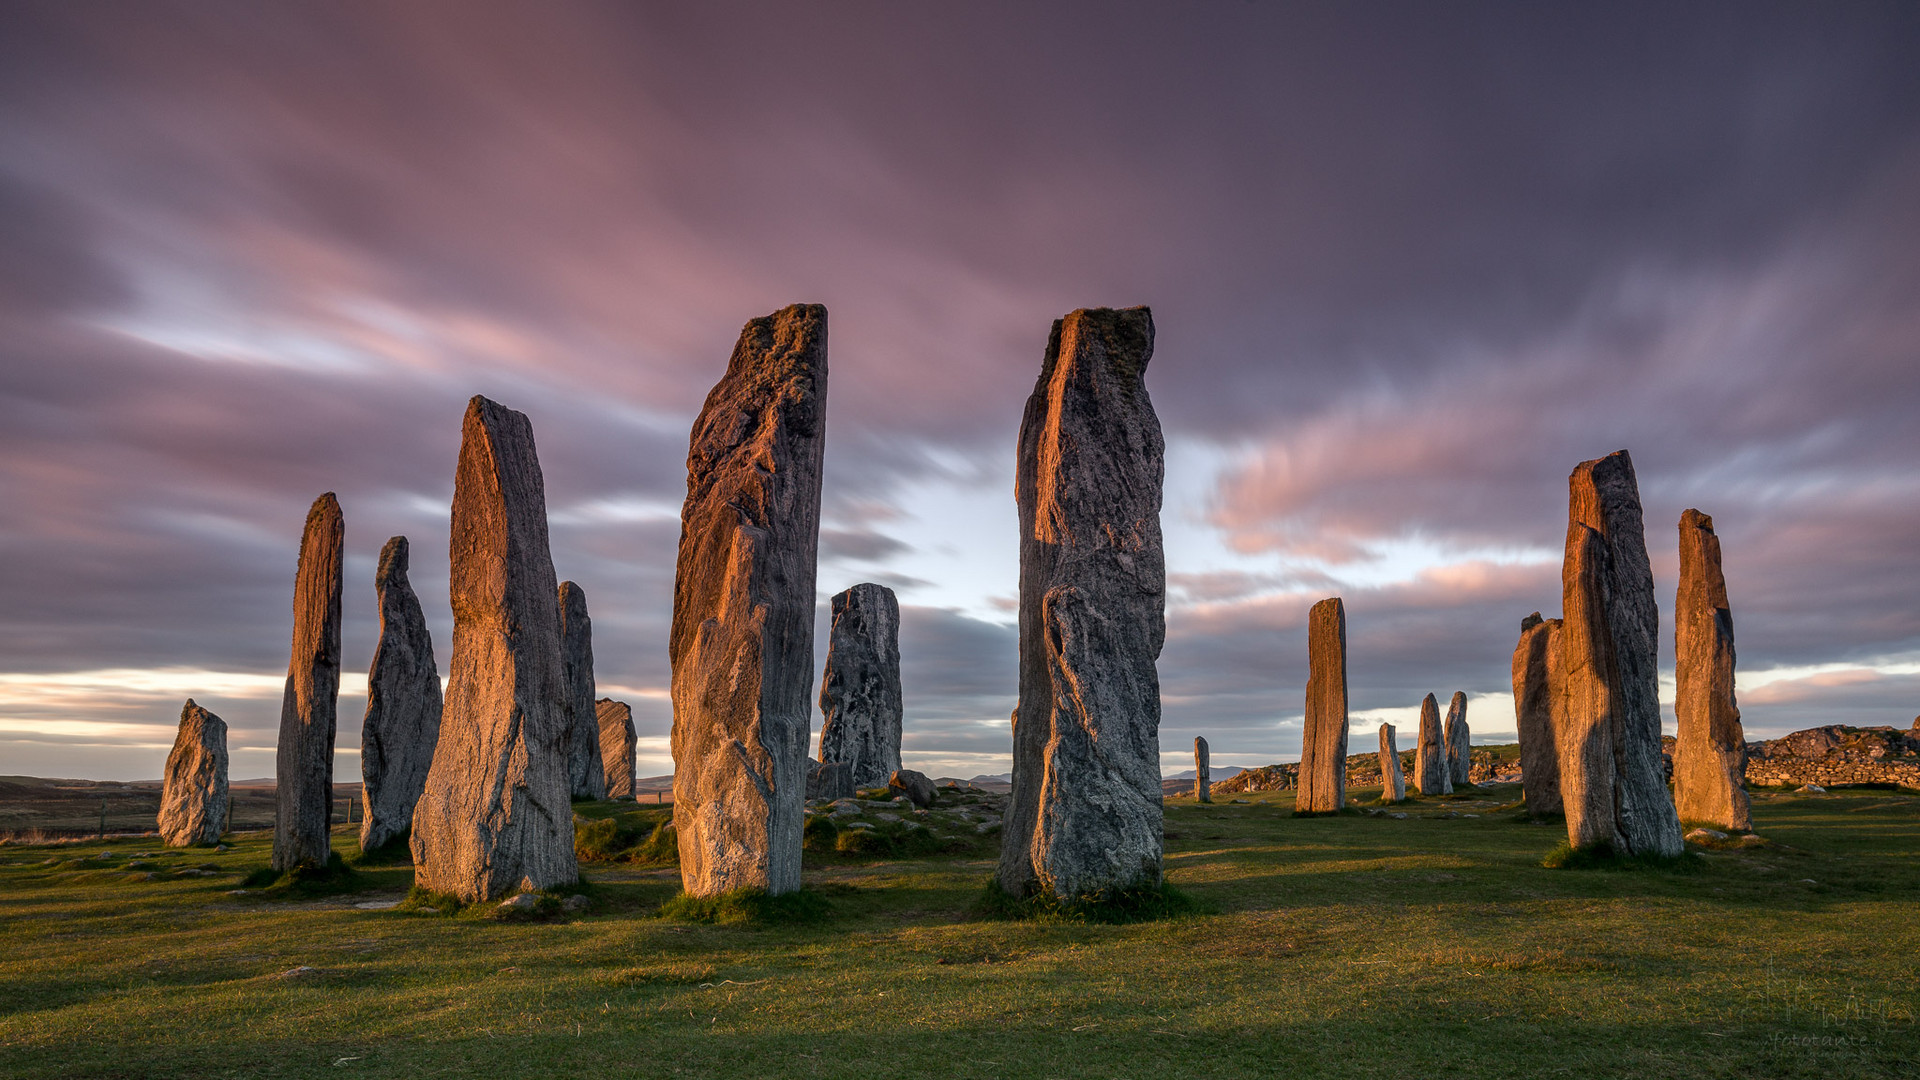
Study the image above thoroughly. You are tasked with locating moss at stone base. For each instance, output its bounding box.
[657,886,833,926]
[239,851,359,896]
[1541,841,1701,871]
[973,880,1210,924]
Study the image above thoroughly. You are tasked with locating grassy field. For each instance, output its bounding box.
[1,783,1915,1079]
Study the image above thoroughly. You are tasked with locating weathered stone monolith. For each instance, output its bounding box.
[595,699,636,800]
[997,307,1166,902]
[670,305,827,898]
[1554,451,1684,856]
[1298,597,1349,813]
[817,582,904,788]
[1674,509,1749,831]
[1415,693,1451,796]
[1512,612,1562,817]
[1194,736,1212,803]
[359,536,442,853]
[1378,723,1406,803]
[411,396,578,901]
[889,768,937,809]
[1444,691,1471,786]
[807,761,853,802]
[559,581,607,801]
[273,493,343,872]
[159,699,228,847]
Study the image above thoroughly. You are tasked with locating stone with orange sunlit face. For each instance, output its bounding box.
[1673,509,1749,832]
[596,699,636,800]
[1415,693,1450,796]
[1298,597,1349,813]
[1444,690,1471,786]
[670,305,827,898]
[559,581,606,801]
[1512,612,1562,817]
[411,396,578,901]
[1377,723,1406,803]
[817,582,903,789]
[273,492,343,872]
[159,699,228,847]
[359,536,442,853]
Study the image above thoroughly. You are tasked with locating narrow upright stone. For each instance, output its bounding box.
[1377,723,1406,803]
[1512,612,1563,817]
[670,305,827,898]
[359,536,442,853]
[1444,691,1471,786]
[1415,693,1451,796]
[559,581,607,801]
[1194,736,1212,803]
[1674,509,1749,831]
[159,699,228,847]
[411,396,578,901]
[596,699,637,800]
[997,307,1166,901]
[817,582,904,788]
[1297,597,1349,813]
[1554,451,1684,856]
[273,493,343,872]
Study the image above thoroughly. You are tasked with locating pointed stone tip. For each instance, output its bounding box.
[182,698,197,710]
[1051,306,1155,381]
[1521,611,1544,632]
[376,536,409,584]
[1682,507,1714,532]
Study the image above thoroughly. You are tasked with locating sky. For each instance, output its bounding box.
[1,1,1917,783]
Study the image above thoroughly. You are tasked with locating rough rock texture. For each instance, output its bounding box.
[997,307,1166,901]
[1377,723,1406,802]
[1415,693,1451,796]
[889,768,936,809]
[670,305,827,898]
[1512,612,1563,817]
[595,699,636,800]
[159,699,228,846]
[1674,509,1750,831]
[411,396,579,902]
[1555,451,1685,856]
[1297,597,1349,813]
[359,536,443,852]
[1194,736,1212,803]
[816,583,904,788]
[1444,691,1472,786]
[273,493,343,872]
[559,581,607,801]
[807,761,854,802]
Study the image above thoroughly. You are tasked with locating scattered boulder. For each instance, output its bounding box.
[1377,723,1406,802]
[411,396,579,903]
[559,582,608,801]
[595,699,637,800]
[498,893,540,912]
[273,493,343,873]
[1512,613,1562,817]
[1796,784,1826,794]
[889,768,937,809]
[1673,509,1750,832]
[360,536,443,853]
[997,307,1166,902]
[817,583,904,788]
[1194,736,1212,803]
[669,305,827,898]
[1443,691,1471,787]
[1297,598,1349,812]
[1415,693,1451,796]
[159,699,228,847]
[808,761,855,802]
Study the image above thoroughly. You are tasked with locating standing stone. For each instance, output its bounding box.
[997,307,1166,901]
[272,493,343,872]
[1377,723,1406,803]
[411,396,578,901]
[1194,736,1212,803]
[359,536,443,853]
[1297,597,1349,813]
[1512,612,1563,817]
[1554,451,1684,856]
[559,582,607,801]
[1674,509,1750,831]
[159,699,228,847]
[816,582,904,788]
[806,761,854,802]
[1444,691,1471,786]
[1415,693,1451,796]
[670,305,827,898]
[596,699,637,800]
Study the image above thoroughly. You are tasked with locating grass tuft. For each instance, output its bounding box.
[657,887,833,926]
[238,852,360,896]
[1542,841,1703,871]
[973,880,1211,924]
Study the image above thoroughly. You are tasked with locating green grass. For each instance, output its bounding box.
[2,786,1917,1078]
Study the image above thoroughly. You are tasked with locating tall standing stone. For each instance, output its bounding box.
[1554,450,1684,856]
[1674,509,1749,831]
[411,396,578,901]
[359,536,442,853]
[1377,723,1406,803]
[1444,691,1471,786]
[272,493,343,872]
[1415,693,1451,796]
[1297,597,1349,813]
[596,699,637,800]
[159,699,228,847]
[1194,736,1211,803]
[670,305,827,898]
[559,581,607,801]
[997,307,1166,901]
[1512,612,1563,817]
[817,582,904,788]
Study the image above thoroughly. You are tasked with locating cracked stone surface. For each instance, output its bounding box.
[1674,508,1749,831]
[359,536,442,852]
[160,699,228,847]
[817,582,903,788]
[273,493,342,872]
